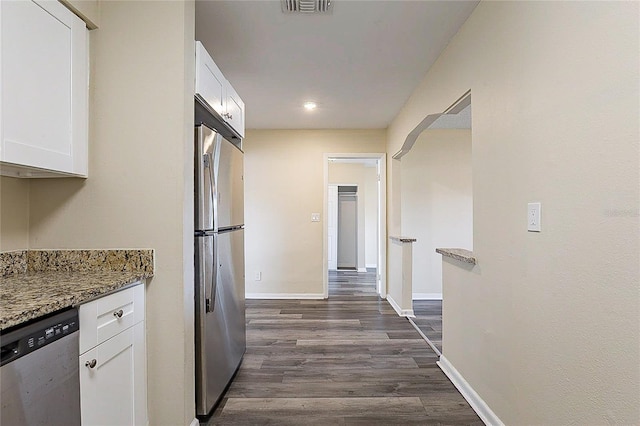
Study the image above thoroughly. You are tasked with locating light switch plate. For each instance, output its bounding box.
[254,271,262,281]
[311,213,321,222]
[528,202,541,232]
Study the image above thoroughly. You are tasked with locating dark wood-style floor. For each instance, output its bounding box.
[411,300,443,354]
[206,270,481,425]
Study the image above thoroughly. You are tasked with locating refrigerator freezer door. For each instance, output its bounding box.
[195,228,246,416]
[214,137,244,229]
[195,125,219,231]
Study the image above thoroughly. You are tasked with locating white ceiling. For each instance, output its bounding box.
[195,0,479,130]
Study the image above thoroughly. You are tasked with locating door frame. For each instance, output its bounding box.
[327,184,338,271]
[323,153,387,299]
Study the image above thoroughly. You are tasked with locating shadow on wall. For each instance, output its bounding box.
[28,178,87,241]
[398,95,473,299]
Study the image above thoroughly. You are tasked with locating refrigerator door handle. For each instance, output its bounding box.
[205,234,218,313]
[204,152,217,231]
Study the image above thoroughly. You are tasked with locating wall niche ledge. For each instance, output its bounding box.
[436,248,476,265]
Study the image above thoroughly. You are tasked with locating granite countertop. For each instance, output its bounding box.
[435,248,476,265]
[389,236,417,243]
[0,249,154,331]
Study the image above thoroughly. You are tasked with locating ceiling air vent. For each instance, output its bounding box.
[281,0,333,14]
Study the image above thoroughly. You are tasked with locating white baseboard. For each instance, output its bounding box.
[357,267,367,273]
[366,263,377,268]
[189,417,199,426]
[245,293,325,300]
[437,356,504,426]
[386,294,415,317]
[413,293,443,300]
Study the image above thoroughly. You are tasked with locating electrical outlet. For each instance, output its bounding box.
[311,213,320,222]
[254,271,262,281]
[528,202,541,232]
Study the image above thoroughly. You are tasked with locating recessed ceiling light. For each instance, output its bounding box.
[303,101,317,111]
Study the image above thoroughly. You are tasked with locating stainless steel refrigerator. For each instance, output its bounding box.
[194,123,245,417]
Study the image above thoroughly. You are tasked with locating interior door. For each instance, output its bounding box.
[327,185,338,271]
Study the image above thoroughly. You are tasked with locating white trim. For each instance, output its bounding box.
[323,153,387,300]
[413,293,443,300]
[246,293,325,300]
[189,418,199,426]
[365,263,377,269]
[357,267,367,273]
[386,294,415,317]
[437,356,505,426]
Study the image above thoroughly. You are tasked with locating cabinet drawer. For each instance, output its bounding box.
[80,283,144,354]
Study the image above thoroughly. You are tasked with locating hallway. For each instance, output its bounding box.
[207,271,481,425]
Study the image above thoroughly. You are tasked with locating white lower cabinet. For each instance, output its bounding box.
[79,283,147,425]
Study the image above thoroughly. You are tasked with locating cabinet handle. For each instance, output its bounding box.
[85,359,97,369]
[113,309,124,318]
[228,114,233,120]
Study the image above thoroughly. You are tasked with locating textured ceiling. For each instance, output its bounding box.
[195,0,479,130]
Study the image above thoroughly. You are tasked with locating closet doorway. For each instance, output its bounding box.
[336,186,358,270]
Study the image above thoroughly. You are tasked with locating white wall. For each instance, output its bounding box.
[401,129,472,298]
[0,177,30,251]
[244,129,385,297]
[387,2,639,424]
[28,2,196,425]
[328,162,378,271]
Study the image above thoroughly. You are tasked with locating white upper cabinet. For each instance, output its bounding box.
[195,41,245,139]
[225,81,245,139]
[195,41,226,118]
[0,0,88,178]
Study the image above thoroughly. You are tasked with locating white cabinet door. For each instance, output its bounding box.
[195,41,246,139]
[225,81,245,138]
[79,322,147,426]
[0,0,88,177]
[196,41,225,117]
[79,284,147,426]
[80,328,135,426]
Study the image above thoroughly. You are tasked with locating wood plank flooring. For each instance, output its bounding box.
[205,271,480,425]
[411,300,443,353]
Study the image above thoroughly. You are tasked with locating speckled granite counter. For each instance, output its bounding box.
[0,249,154,331]
[435,248,476,265]
[389,236,417,243]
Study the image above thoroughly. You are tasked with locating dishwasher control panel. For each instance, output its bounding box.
[0,308,79,367]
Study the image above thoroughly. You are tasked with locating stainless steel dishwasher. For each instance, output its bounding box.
[1,308,81,425]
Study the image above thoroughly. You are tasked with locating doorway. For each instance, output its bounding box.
[395,91,473,356]
[323,153,387,299]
